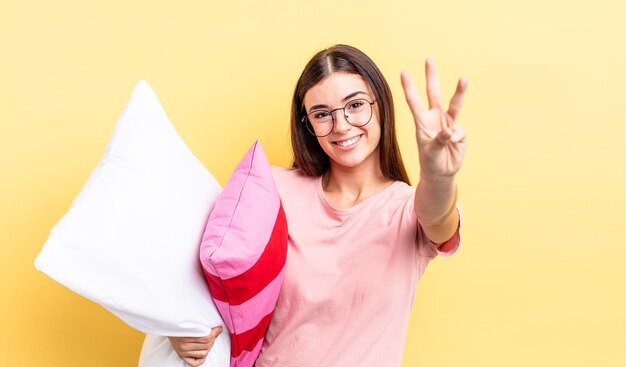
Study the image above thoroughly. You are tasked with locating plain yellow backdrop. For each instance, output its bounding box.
[1,0,625,365]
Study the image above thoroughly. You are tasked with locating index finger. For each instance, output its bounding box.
[400,70,425,117]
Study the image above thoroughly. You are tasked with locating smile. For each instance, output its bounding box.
[333,135,362,148]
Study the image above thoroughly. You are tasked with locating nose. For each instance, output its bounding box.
[332,109,352,134]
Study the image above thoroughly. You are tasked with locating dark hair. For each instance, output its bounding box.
[290,44,410,184]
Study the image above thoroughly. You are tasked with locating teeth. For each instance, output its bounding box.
[337,136,360,147]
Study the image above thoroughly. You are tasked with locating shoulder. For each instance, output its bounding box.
[270,166,314,182]
[270,166,320,216]
[270,166,297,180]
[270,166,319,192]
[373,180,417,232]
[389,180,415,196]
[349,180,416,226]
[384,180,416,205]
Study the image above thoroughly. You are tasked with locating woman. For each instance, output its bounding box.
[170,44,467,366]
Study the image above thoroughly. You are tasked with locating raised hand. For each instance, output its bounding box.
[401,58,468,181]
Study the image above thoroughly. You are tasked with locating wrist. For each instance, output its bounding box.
[415,177,458,226]
[419,172,456,187]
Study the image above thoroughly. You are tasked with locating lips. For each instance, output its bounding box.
[332,134,363,148]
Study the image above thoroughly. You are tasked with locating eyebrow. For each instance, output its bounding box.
[308,91,369,112]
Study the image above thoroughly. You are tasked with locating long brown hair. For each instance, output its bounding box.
[290,44,410,184]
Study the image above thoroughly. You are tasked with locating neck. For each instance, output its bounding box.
[323,152,389,197]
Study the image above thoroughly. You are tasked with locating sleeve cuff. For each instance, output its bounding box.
[428,205,462,257]
[433,219,461,256]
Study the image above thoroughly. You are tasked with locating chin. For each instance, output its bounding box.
[328,148,379,171]
[318,131,381,171]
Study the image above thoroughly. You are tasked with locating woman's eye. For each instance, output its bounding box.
[313,111,330,120]
[347,101,364,110]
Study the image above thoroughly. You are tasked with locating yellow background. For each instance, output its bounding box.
[1,0,625,365]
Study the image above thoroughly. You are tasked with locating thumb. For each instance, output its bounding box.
[210,326,223,339]
[435,127,453,146]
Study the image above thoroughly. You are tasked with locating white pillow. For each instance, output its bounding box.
[34,80,230,365]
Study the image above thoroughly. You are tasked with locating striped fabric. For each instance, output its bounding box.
[199,141,288,367]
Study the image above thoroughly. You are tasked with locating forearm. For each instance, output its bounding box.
[414,175,459,244]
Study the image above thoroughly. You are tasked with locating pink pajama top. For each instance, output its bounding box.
[255,168,460,367]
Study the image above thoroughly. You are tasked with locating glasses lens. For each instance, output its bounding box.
[345,99,373,127]
[306,110,333,137]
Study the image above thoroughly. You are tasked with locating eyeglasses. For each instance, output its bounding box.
[301,99,376,137]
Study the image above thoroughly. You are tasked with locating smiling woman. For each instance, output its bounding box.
[302,72,383,173]
[170,44,467,367]
[290,45,410,185]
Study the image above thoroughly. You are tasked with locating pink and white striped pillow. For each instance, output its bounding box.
[199,141,288,367]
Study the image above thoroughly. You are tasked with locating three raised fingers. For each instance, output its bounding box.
[403,58,468,123]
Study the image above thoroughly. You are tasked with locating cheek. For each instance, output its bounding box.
[368,120,383,144]
[369,109,382,139]
[316,137,333,154]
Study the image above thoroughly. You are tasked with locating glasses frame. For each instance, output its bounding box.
[301,99,377,137]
